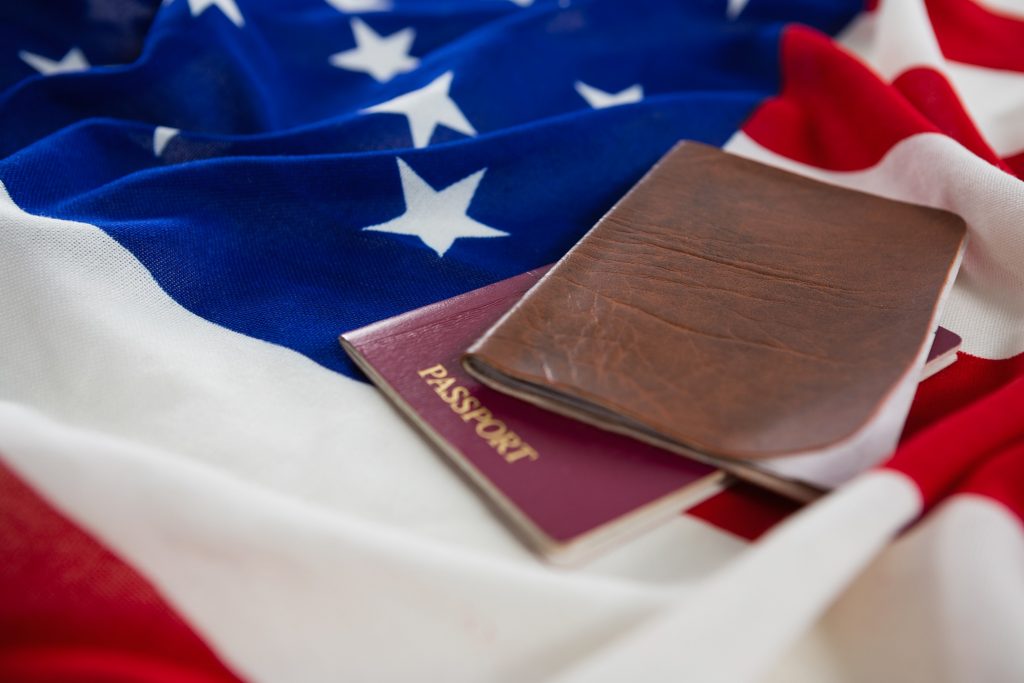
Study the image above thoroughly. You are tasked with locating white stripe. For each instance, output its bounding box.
[766,495,1024,683]
[0,182,748,680]
[837,1,945,82]
[0,402,663,682]
[945,61,1024,157]
[725,132,1024,360]
[0,181,523,558]
[553,471,922,683]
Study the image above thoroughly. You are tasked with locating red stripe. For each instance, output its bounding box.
[1006,150,1024,179]
[0,648,236,683]
[926,0,1024,73]
[883,374,1024,510]
[901,352,1024,522]
[743,25,1014,174]
[743,26,940,170]
[0,461,242,683]
[903,352,1024,441]
[955,438,1024,522]
[685,481,802,541]
[891,67,1010,172]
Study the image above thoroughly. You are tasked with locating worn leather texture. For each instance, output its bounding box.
[464,142,967,461]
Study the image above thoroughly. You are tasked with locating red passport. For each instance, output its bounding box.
[340,267,724,563]
[923,326,961,380]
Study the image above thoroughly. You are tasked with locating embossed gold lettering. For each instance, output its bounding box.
[426,376,455,394]
[442,385,470,405]
[475,419,506,437]
[460,406,492,424]
[416,364,537,463]
[418,364,447,379]
[489,430,522,456]
[505,445,539,463]
[451,395,479,415]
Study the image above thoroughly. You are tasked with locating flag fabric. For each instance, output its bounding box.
[1,0,1022,680]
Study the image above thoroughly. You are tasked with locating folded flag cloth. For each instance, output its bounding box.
[1,1,1022,681]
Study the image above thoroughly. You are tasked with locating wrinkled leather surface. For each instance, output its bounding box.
[465,142,967,460]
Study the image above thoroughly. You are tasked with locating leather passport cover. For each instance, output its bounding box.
[464,142,967,473]
[340,268,723,564]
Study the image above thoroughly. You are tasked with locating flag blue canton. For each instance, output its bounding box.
[0,0,862,378]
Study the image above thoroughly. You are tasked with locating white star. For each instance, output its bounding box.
[153,126,181,156]
[184,0,244,27]
[726,0,750,19]
[363,71,475,149]
[362,159,508,257]
[329,18,418,83]
[574,80,644,109]
[19,47,90,76]
[325,0,390,12]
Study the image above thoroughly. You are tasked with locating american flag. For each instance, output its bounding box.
[1,0,1022,680]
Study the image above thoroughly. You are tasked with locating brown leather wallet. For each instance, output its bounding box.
[464,142,966,470]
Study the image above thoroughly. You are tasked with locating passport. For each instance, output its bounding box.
[922,326,961,380]
[340,267,724,564]
[464,142,968,492]
[341,267,959,561]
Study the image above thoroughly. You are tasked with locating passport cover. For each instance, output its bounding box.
[340,267,723,564]
[464,142,967,486]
